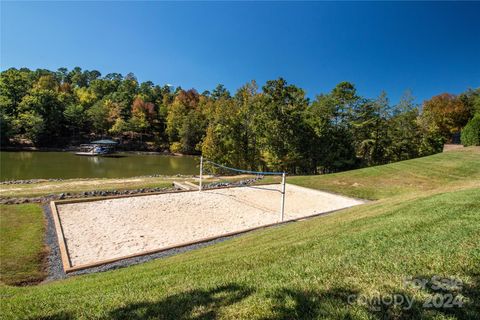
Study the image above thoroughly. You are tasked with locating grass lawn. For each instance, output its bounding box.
[0,204,46,286]
[0,148,479,319]
[288,147,480,200]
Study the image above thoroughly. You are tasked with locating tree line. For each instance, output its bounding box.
[1,67,478,174]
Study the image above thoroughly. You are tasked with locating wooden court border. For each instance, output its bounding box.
[50,184,363,273]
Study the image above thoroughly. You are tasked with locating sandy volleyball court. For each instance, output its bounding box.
[56,184,364,268]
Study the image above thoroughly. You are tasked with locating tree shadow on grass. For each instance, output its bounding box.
[353,273,479,320]
[27,274,479,319]
[262,274,480,320]
[29,311,73,320]
[382,272,480,320]
[108,283,253,320]
[262,287,361,320]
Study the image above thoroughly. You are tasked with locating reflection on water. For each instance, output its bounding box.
[87,156,102,165]
[169,156,180,169]
[16,152,34,160]
[0,152,199,180]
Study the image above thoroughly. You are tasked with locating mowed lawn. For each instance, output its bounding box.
[0,147,479,319]
[0,204,46,286]
[288,147,480,200]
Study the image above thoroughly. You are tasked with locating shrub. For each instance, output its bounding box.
[169,141,183,153]
[461,114,480,146]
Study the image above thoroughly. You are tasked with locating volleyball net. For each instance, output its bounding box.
[198,157,287,221]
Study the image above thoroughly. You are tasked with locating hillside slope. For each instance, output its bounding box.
[288,147,480,199]
[1,148,479,319]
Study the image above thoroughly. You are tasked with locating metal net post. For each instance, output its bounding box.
[280,172,286,221]
[199,156,203,191]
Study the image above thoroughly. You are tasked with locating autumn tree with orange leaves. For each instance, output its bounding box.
[1,66,478,172]
[422,93,472,141]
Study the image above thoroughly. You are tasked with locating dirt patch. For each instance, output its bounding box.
[443,144,464,152]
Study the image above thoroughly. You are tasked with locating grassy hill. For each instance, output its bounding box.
[1,148,479,319]
[288,147,480,200]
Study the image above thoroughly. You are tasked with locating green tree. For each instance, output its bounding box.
[255,78,309,172]
[201,93,243,169]
[388,91,421,161]
[87,100,110,135]
[417,111,445,156]
[64,104,86,138]
[0,108,14,145]
[17,75,65,144]
[0,68,32,115]
[211,84,231,101]
[13,111,45,143]
[458,88,480,117]
[351,92,391,165]
[1,66,471,171]
[166,89,204,153]
[68,67,89,87]
[109,118,129,137]
[305,94,334,172]
[232,81,261,169]
[307,82,359,172]
[461,114,480,146]
[178,110,205,154]
[89,78,120,98]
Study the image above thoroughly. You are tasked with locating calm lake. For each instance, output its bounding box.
[0,151,199,181]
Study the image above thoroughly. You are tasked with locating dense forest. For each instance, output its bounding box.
[1,67,479,174]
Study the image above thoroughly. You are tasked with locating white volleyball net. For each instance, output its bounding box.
[198,157,287,221]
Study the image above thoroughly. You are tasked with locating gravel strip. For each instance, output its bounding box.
[43,204,66,281]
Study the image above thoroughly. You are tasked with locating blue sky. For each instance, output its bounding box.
[1,1,479,104]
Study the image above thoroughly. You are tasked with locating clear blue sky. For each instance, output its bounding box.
[1,1,479,104]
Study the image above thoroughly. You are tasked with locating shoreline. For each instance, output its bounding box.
[0,173,195,185]
[0,177,262,204]
[0,146,197,157]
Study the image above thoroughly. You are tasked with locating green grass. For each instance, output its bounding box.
[0,204,46,286]
[0,148,479,319]
[288,147,480,200]
[1,188,479,319]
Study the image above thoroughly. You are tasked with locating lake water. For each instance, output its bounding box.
[0,151,199,181]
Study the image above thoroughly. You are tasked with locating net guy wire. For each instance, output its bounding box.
[203,160,284,192]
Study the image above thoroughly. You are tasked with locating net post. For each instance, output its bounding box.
[199,156,203,192]
[280,172,286,221]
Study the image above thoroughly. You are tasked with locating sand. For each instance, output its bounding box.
[56,184,364,267]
